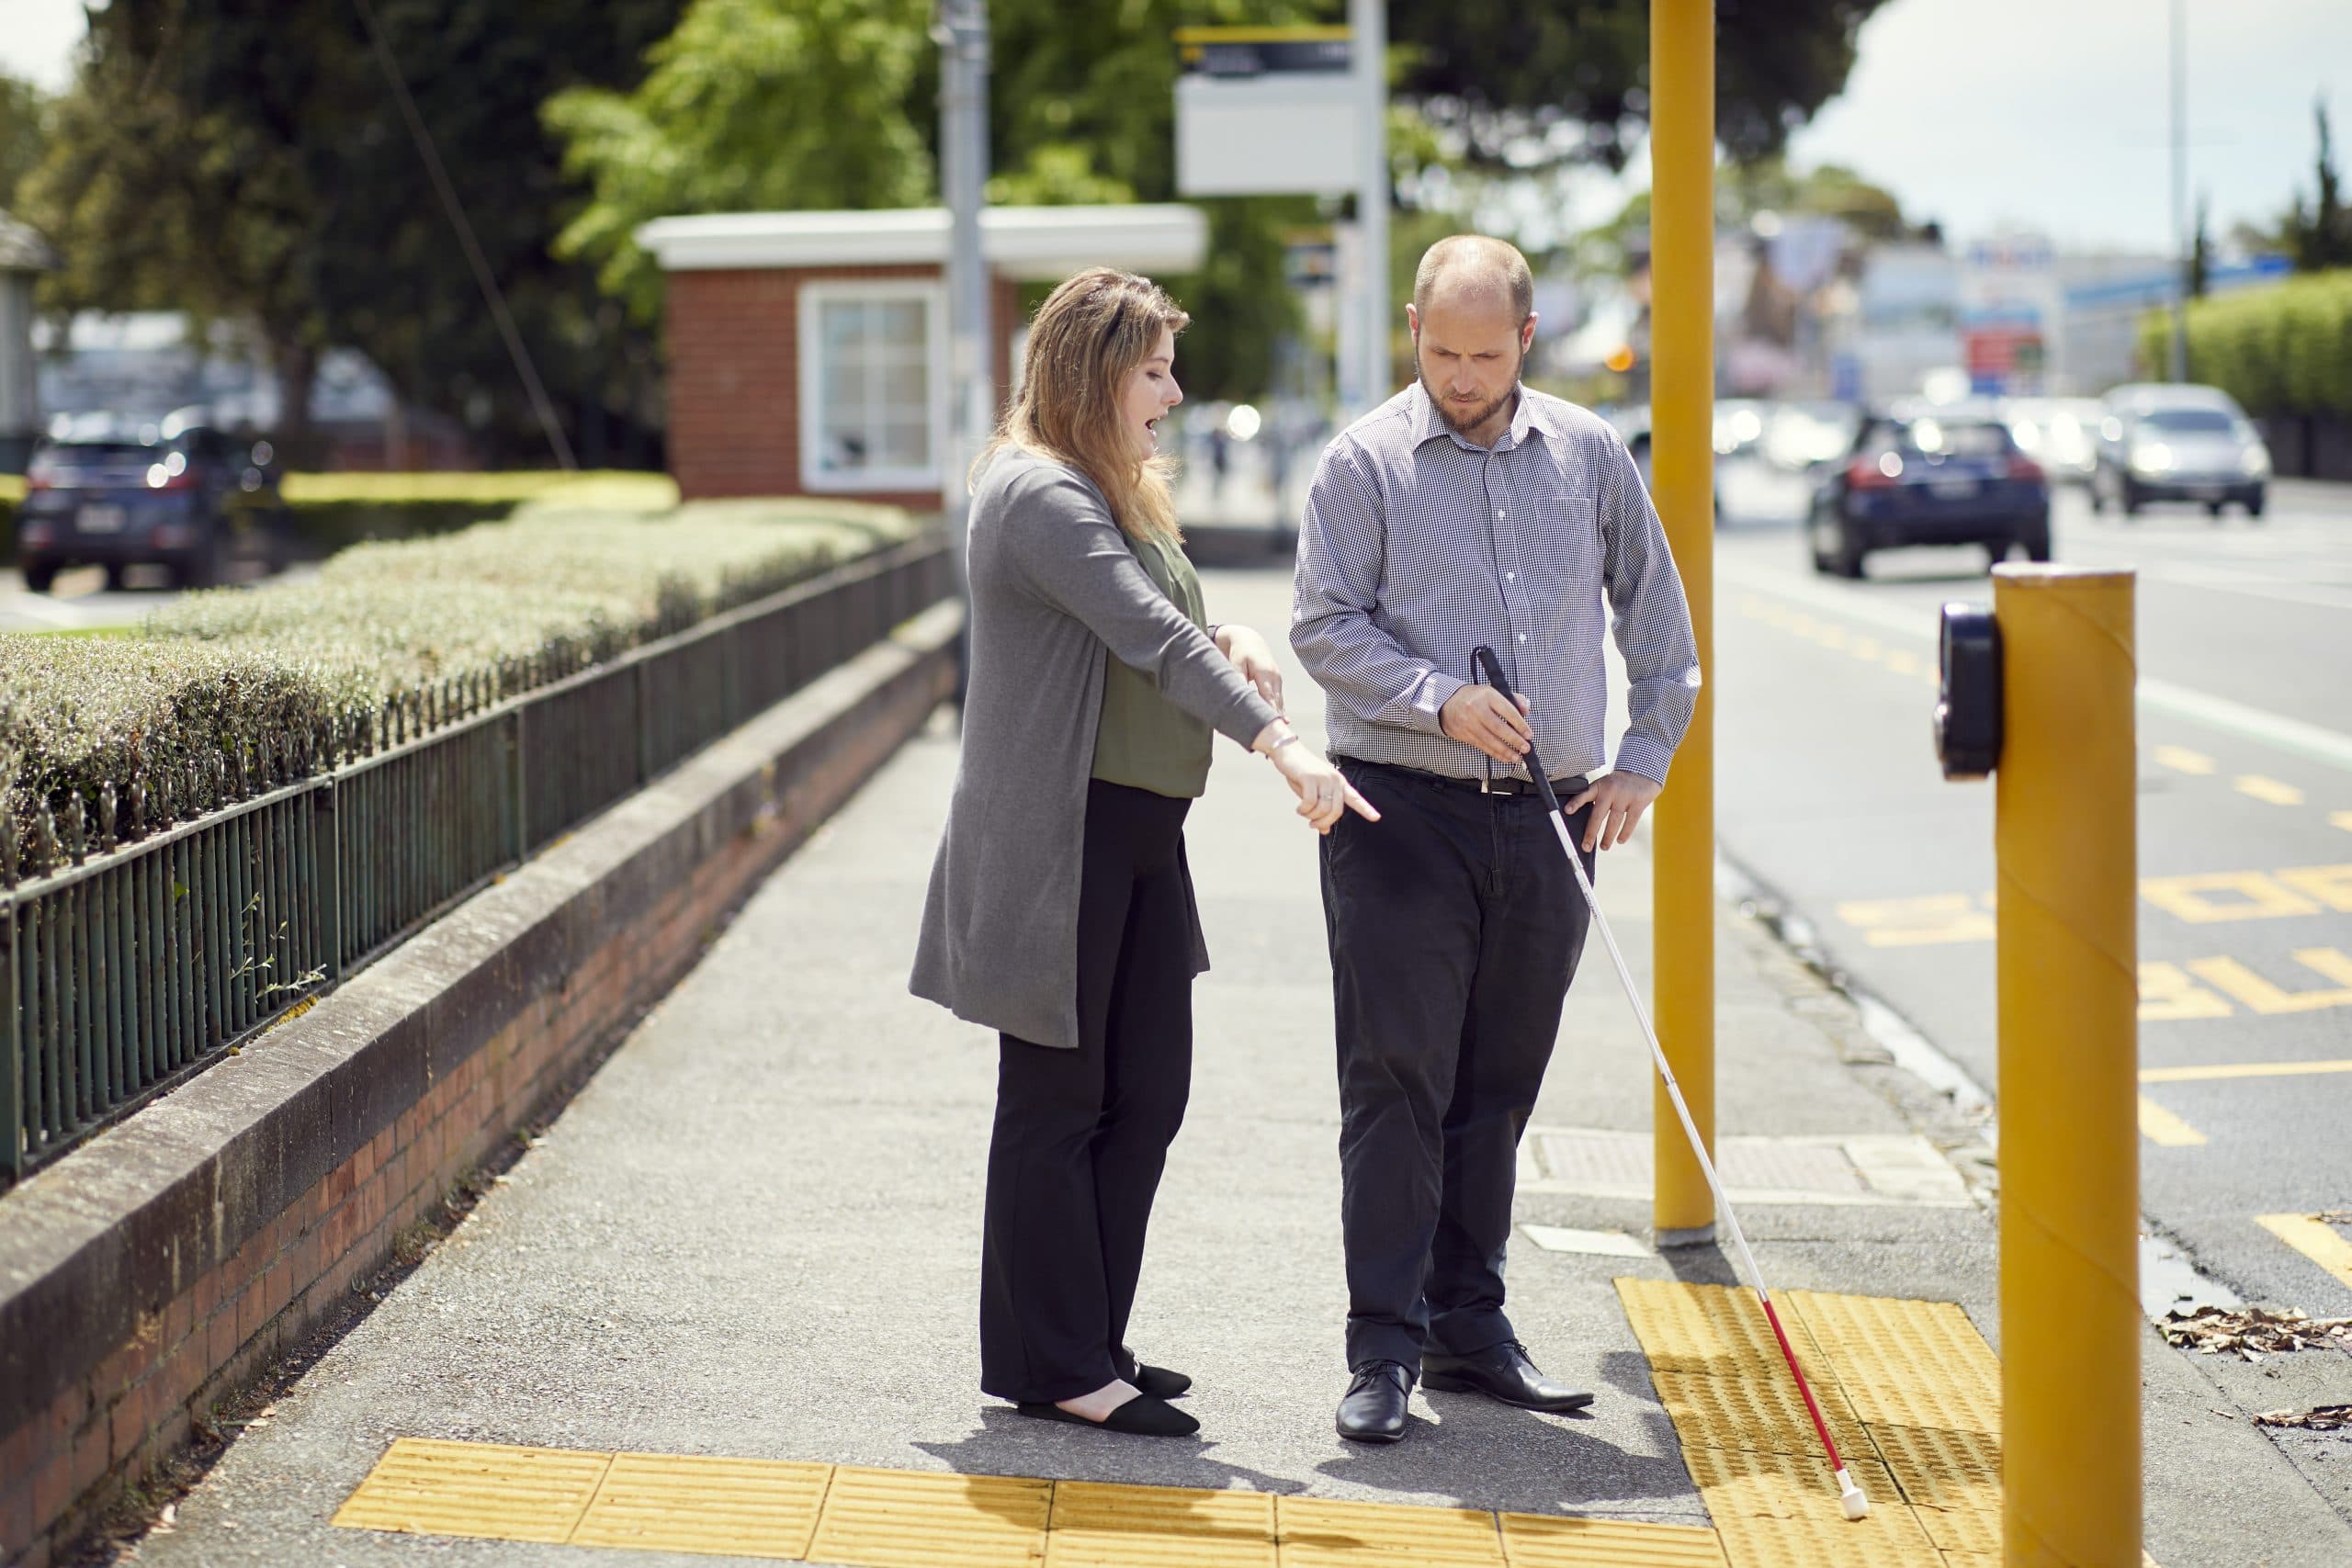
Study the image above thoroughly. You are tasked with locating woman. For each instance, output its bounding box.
[910,268,1375,1438]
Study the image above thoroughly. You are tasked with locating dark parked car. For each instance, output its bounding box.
[15,423,288,592]
[1808,412,2051,578]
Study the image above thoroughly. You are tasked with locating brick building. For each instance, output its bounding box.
[636,206,1208,510]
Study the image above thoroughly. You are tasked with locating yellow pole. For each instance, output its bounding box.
[1648,0,1715,1239]
[1994,565,2141,1566]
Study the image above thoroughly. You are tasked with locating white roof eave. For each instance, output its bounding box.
[633,205,1209,280]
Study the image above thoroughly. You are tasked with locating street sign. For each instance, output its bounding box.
[1174,27,1359,197]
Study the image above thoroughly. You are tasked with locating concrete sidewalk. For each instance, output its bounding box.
[116,569,2348,1568]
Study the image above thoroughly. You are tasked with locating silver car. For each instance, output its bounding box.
[2092,384,2269,519]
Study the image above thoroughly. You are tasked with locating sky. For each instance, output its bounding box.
[3,0,2344,257]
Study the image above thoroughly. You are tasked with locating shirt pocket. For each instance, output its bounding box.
[1510,482,1603,621]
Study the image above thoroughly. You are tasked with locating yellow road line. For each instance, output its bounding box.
[2139,1058,2352,1083]
[2256,1213,2352,1292]
[2152,745,2216,775]
[2136,1097,2208,1146]
[2234,774,2306,806]
[2333,810,2352,834]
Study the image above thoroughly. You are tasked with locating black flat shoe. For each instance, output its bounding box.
[1014,1393,1199,1438]
[1421,1340,1594,1414]
[1133,1363,1192,1400]
[1336,1360,1413,1443]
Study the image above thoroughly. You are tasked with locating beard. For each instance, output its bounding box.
[1418,344,1524,438]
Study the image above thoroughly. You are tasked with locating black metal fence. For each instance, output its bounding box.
[1,537,952,1186]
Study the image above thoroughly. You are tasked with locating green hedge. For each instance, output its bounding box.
[0,494,920,874]
[2139,270,2352,418]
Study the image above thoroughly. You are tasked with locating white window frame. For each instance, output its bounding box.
[797,279,948,493]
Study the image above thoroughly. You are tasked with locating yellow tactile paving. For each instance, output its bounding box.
[1045,1482,1275,1568]
[1273,1495,1507,1567]
[1497,1511,1730,1565]
[1615,1278,1834,1377]
[806,1466,1054,1568]
[335,1439,1739,1566]
[330,1437,612,1543]
[1861,1423,2001,1518]
[1648,1368,1871,1462]
[569,1452,833,1559]
[1682,1449,1939,1568]
[1783,1291,2003,1435]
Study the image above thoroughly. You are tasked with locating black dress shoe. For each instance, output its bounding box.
[1014,1393,1199,1438]
[1336,1360,1414,1443]
[1132,1363,1192,1400]
[1421,1340,1595,1414]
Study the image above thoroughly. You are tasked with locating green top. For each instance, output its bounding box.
[1092,529,1216,798]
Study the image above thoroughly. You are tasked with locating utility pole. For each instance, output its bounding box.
[1350,0,1390,412]
[2168,0,2189,382]
[936,0,989,689]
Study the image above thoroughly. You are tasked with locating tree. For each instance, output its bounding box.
[23,1,681,464]
[0,74,44,209]
[1388,0,1890,175]
[547,0,935,325]
[2283,96,2349,273]
[2188,190,2211,299]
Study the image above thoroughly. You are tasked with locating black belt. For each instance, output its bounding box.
[1336,757,1588,800]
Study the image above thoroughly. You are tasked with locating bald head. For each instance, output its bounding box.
[1412,235,1533,323]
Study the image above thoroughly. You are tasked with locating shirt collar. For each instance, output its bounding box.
[1406,378,1553,454]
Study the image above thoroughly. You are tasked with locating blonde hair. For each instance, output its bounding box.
[978,266,1189,544]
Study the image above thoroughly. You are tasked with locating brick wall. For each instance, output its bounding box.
[0,610,962,1568]
[664,264,1023,507]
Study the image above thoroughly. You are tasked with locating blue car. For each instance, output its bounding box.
[15,422,288,592]
[1807,412,2051,578]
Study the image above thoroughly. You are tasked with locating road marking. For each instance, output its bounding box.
[1883,648,1920,676]
[2139,963,2234,1021]
[2152,745,2216,775]
[2256,1213,2352,1293]
[2334,811,2352,834]
[1836,894,1996,946]
[2139,870,2321,924]
[1725,572,2352,773]
[2141,1058,2352,1084]
[2235,774,2307,806]
[2277,863,2352,910]
[2188,949,2352,1015]
[2136,1097,2208,1146]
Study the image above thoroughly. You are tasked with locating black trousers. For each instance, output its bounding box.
[979,780,1195,1404]
[1319,759,1596,1372]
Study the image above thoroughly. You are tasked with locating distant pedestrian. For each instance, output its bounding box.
[1291,234,1701,1444]
[911,266,1376,1438]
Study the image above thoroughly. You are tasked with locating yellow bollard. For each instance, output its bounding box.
[1993,565,2141,1565]
[1648,0,1715,1239]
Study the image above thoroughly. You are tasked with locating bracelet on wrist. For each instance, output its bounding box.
[1265,733,1301,756]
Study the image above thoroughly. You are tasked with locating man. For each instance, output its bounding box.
[1290,235,1700,1444]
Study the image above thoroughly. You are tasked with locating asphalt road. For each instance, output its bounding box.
[1707,464,2352,1318]
[0,555,310,633]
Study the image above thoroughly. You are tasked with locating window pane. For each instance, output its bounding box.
[875,299,925,346]
[811,291,933,477]
[880,421,930,467]
[882,363,926,407]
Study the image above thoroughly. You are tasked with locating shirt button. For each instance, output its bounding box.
[1517,634,1528,643]
[1506,571,1516,581]
[1497,509,1508,518]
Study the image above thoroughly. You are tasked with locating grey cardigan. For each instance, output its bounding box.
[910,449,1281,1050]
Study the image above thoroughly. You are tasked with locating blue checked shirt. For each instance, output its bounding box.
[1290,381,1701,785]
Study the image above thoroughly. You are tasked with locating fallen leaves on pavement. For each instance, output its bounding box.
[2254,1405,2352,1432]
[2157,1305,2352,1359]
